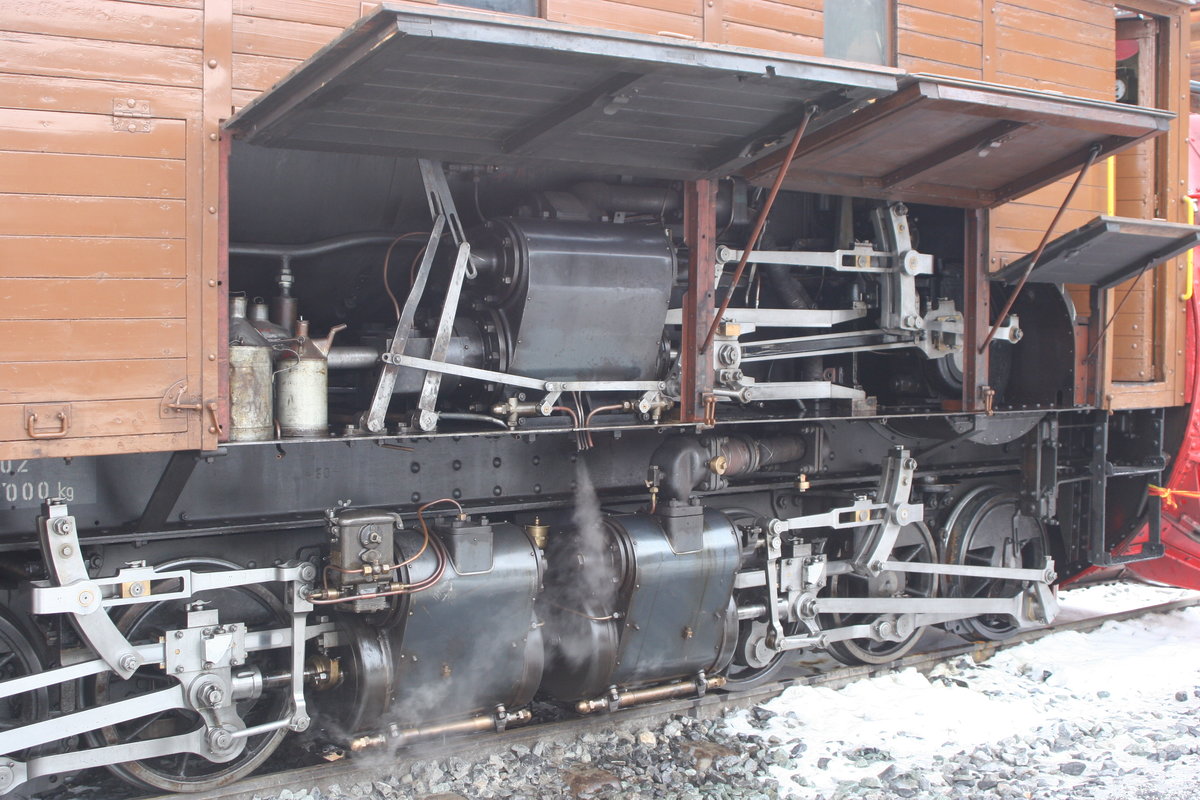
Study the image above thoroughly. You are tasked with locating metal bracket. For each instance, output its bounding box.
[853,448,921,575]
[415,241,473,431]
[363,160,475,433]
[36,500,143,678]
[362,215,447,433]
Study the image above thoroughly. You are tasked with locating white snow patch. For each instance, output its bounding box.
[723,582,1200,799]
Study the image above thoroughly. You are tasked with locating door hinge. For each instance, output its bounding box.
[112,98,154,133]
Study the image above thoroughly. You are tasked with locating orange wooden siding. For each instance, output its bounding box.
[0,0,221,458]
[0,0,1189,464]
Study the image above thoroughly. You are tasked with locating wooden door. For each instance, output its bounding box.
[0,0,226,460]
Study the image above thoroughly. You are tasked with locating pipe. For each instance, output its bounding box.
[567,181,738,224]
[650,434,808,503]
[575,675,726,714]
[327,346,381,370]
[230,233,401,261]
[570,182,680,218]
[438,412,511,430]
[584,402,631,447]
[349,709,533,751]
[764,264,814,310]
[649,436,708,503]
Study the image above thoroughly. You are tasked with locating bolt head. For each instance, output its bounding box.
[207,728,234,753]
[119,654,138,672]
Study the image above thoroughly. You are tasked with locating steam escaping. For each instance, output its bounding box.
[540,457,622,671]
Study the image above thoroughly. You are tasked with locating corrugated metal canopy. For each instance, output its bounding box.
[742,77,1175,208]
[226,6,1174,207]
[992,216,1200,290]
[224,4,901,178]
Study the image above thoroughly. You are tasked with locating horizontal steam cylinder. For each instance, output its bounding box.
[311,516,543,738]
[538,507,741,703]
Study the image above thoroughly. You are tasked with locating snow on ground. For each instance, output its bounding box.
[724,582,1200,799]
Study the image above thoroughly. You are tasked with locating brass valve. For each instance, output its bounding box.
[305,653,342,691]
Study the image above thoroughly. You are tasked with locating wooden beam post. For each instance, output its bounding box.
[681,180,717,424]
[962,208,992,413]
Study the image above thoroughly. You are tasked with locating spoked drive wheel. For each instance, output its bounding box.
[88,558,292,793]
[823,521,938,666]
[725,615,794,690]
[0,606,49,757]
[941,486,1049,641]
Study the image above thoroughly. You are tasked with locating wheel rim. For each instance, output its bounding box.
[725,616,789,689]
[823,522,937,666]
[89,558,291,793]
[0,608,48,759]
[942,487,1048,641]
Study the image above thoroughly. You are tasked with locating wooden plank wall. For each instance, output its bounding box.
[227,0,825,112]
[0,0,223,459]
[0,0,1186,464]
[231,0,380,110]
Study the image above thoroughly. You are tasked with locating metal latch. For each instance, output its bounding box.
[112,98,153,133]
[161,383,223,435]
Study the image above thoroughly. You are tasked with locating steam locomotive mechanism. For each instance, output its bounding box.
[0,437,1062,795]
[2,6,1196,796]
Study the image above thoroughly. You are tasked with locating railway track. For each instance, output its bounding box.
[135,592,1200,800]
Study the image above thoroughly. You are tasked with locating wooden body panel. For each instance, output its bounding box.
[0,0,222,459]
[0,0,1190,462]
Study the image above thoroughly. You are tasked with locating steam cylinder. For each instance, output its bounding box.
[539,508,740,702]
[228,296,274,442]
[310,520,544,737]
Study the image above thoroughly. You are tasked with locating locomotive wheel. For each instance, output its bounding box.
[725,615,793,689]
[725,511,800,690]
[88,558,291,793]
[0,605,50,758]
[941,487,1049,641]
[823,522,938,666]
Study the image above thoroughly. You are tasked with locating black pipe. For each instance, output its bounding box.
[650,434,807,503]
[230,233,402,261]
[764,264,815,310]
[567,182,736,224]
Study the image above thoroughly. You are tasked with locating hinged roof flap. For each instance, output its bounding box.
[991,216,1200,290]
[224,4,901,179]
[740,76,1175,208]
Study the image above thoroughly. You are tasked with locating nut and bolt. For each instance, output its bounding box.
[207,727,233,752]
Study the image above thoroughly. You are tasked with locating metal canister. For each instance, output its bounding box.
[248,299,290,343]
[276,319,345,437]
[228,296,275,442]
